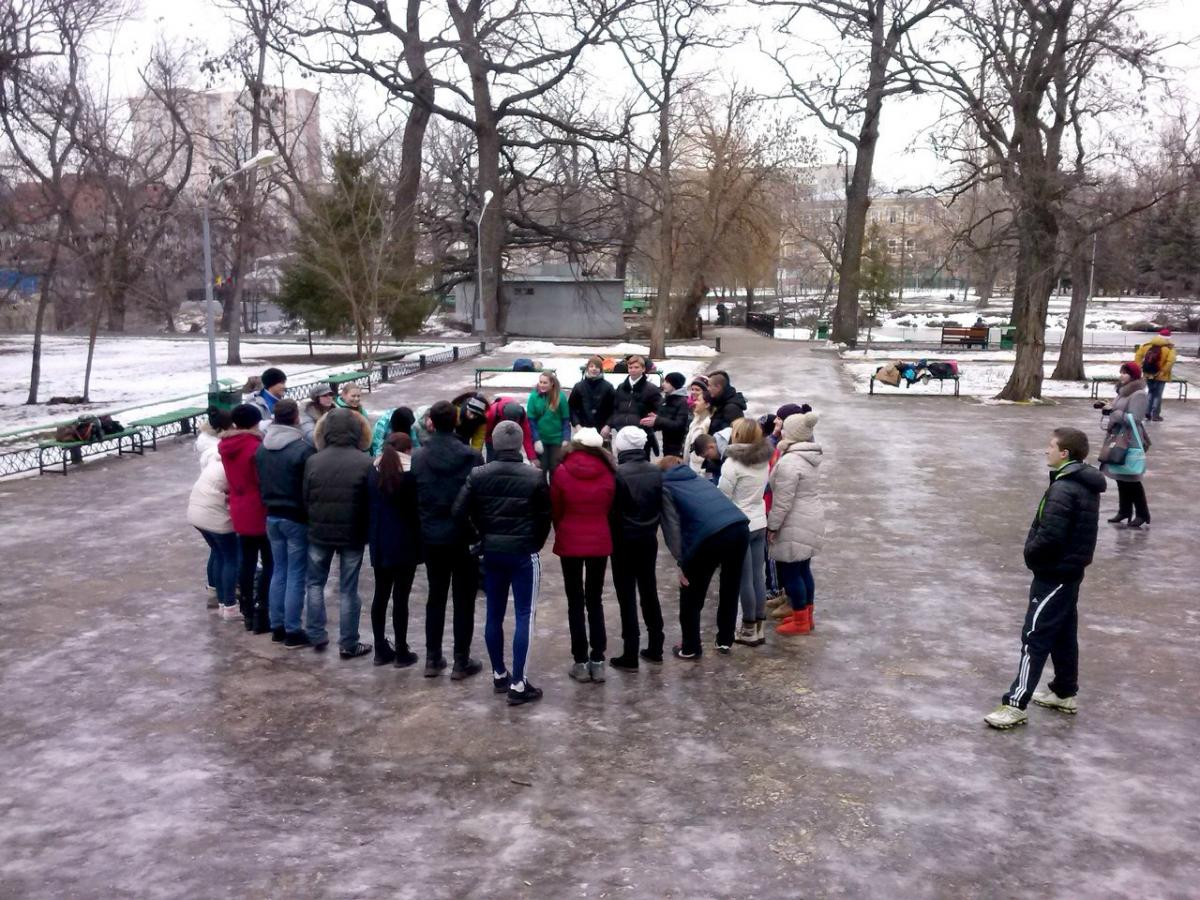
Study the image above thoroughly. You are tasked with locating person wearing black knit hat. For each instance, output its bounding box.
[655,372,691,458]
[250,367,288,423]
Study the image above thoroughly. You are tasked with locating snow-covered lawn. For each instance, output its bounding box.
[841,348,1140,400]
[498,339,718,358]
[0,335,453,435]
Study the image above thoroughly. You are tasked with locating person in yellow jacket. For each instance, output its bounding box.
[1134,328,1178,422]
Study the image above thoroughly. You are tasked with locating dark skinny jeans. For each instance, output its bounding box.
[372,563,418,651]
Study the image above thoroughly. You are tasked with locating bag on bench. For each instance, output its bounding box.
[55,415,102,443]
[928,361,958,378]
[875,363,902,387]
[99,415,124,435]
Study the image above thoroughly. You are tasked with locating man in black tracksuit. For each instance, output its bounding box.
[985,427,1104,729]
[608,426,666,668]
[412,400,485,680]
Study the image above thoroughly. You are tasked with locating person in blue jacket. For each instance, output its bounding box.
[658,456,749,659]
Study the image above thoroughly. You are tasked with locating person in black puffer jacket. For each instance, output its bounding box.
[254,399,315,645]
[706,370,747,435]
[608,426,665,669]
[303,407,374,658]
[452,420,551,706]
[609,354,661,456]
[985,427,1105,730]
[654,372,692,458]
[569,355,617,431]
[411,400,485,679]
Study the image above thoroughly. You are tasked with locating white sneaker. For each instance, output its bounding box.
[733,623,758,646]
[984,705,1028,729]
[1032,691,1077,714]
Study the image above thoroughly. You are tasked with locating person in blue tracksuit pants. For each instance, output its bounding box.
[453,421,552,706]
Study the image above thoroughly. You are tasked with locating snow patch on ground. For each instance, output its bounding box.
[498,340,718,358]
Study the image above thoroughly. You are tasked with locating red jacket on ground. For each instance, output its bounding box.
[219,430,268,536]
[484,396,537,459]
[551,448,616,557]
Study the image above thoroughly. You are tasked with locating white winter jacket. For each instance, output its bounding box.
[187,444,233,534]
[766,440,825,563]
[194,423,223,467]
[686,411,712,473]
[718,440,772,532]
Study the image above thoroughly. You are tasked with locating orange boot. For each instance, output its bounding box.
[804,605,814,631]
[776,608,812,636]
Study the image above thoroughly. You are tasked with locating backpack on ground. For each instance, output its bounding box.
[1141,344,1163,376]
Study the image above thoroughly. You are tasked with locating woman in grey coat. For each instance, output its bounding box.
[1099,361,1150,527]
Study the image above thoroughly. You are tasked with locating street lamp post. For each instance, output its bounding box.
[475,189,494,333]
[202,148,280,394]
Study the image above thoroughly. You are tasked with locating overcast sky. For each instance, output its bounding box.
[110,0,1200,187]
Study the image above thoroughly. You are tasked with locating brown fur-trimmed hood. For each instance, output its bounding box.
[724,440,773,466]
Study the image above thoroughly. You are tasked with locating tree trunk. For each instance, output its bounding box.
[745,286,754,314]
[395,0,433,275]
[649,96,673,359]
[106,289,126,332]
[672,273,707,339]
[1051,232,1090,380]
[997,205,1058,401]
[476,121,504,335]
[82,291,105,402]
[26,221,66,405]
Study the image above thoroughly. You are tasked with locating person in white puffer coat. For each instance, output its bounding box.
[767,411,825,636]
[719,418,773,647]
[187,440,240,616]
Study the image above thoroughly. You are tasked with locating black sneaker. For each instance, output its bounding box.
[284,631,312,650]
[394,648,419,668]
[493,673,512,694]
[272,627,286,643]
[507,680,543,706]
[450,657,483,681]
[313,638,330,652]
[672,644,701,660]
[639,648,664,665]
[609,654,639,671]
[374,641,397,666]
[715,644,732,656]
[243,617,255,632]
[340,642,372,660]
[424,656,448,678]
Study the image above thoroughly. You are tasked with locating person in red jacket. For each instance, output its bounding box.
[219,404,274,633]
[483,397,539,465]
[551,427,616,683]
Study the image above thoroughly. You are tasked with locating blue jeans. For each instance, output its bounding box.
[267,517,309,633]
[739,528,768,621]
[1146,379,1165,418]
[197,528,239,606]
[776,559,815,611]
[483,551,541,684]
[306,542,365,650]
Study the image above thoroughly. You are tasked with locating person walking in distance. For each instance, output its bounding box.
[719,418,773,647]
[219,404,273,633]
[609,355,661,456]
[659,456,750,658]
[569,355,616,434]
[453,420,552,706]
[1133,328,1177,422]
[367,433,422,668]
[527,371,571,475]
[1099,361,1151,528]
[255,399,316,647]
[608,426,665,669]
[551,428,616,684]
[412,400,486,680]
[984,428,1104,730]
[766,412,826,636]
[303,408,373,659]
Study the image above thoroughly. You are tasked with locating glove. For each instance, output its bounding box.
[534,440,545,456]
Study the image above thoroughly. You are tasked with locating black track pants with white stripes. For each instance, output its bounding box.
[1002,577,1081,710]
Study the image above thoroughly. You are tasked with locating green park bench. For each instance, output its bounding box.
[132,407,208,450]
[474,366,556,389]
[623,297,651,314]
[870,362,961,397]
[38,427,145,475]
[1089,375,1188,401]
[327,370,372,392]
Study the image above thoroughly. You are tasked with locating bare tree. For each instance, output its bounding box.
[757,0,952,347]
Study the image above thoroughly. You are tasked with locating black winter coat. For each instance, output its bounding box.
[656,393,691,458]
[709,385,748,434]
[569,377,616,429]
[1024,461,1105,582]
[255,425,315,522]
[367,466,422,569]
[610,376,662,454]
[453,450,551,555]
[412,432,484,546]
[303,409,372,547]
[611,449,663,544]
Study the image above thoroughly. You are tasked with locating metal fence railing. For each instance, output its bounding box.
[746,313,776,338]
[0,341,490,479]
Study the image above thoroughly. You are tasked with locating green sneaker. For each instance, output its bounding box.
[984,704,1028,730]
[1032,691,1077,714]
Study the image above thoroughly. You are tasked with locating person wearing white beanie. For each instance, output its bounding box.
[609,425,665,667]
[767,411,825,636]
